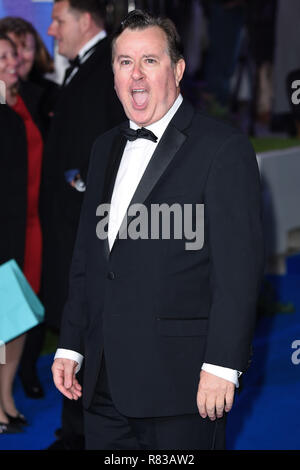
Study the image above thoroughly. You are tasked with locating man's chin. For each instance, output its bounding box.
[57,46,67,58]
[127,108,153,127]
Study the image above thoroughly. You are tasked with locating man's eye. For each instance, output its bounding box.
[145,58,156,64]
[121,60,131,66]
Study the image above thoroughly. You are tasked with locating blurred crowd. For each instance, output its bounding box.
[0,0,298,448]
[133,0,300,137]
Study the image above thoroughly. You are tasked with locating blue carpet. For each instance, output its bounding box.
[1,256,300,449]
[227,254,300,449]
[0,354,62,450]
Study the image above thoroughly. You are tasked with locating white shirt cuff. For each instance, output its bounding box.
[54,348,84,374]
[202,363,242,387]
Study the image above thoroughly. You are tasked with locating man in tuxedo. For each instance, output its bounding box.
[52,10,264,450]
[42,0,125,449]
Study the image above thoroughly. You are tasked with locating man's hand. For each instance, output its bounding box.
[52,358,82,400]
[197,370,235,420]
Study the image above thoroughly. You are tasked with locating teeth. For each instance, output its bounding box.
[132,89,145,93]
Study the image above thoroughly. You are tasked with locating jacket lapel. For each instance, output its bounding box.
[65,38,109,89]
[102,131,127,259]
[102,132,127,204]
[117,100,194,242]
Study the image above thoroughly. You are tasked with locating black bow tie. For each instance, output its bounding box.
[69,55,81,68]
[63,55,81,85]
[63,44,98,86]
[120,126,158,143]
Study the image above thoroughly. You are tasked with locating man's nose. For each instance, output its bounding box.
[131,63,144,80]
[48,22,56,37]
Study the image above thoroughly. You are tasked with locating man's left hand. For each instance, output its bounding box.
[197,370,235,421]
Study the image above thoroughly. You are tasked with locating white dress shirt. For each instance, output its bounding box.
[108,94,183,250]
[55,94,240,386]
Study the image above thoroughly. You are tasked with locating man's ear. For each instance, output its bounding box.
[174,59,186,88]
[79,12,92,34]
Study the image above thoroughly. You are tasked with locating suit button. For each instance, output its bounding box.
[107,271,115,280]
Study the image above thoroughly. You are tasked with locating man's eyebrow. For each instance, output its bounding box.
[116,55,132,61]
[116,54,161,61]
[143,54,160,59]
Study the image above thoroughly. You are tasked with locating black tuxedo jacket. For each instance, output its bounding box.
[41,36,126,327]
[59,99,264,417]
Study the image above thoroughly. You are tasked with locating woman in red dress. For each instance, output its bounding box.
[0,17,59,401]
[0,34,43,433]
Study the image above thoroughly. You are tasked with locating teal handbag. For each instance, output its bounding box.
[0,259,44,344]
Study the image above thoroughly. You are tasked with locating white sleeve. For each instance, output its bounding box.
[54,348,84,374]
[201,363,242,388]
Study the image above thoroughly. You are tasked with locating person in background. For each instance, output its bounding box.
[0,16,59,133]
[0,33,44,433]
[0,16,53,81]
[42,0,125,450]
[0,17,57,400]
[202,0,246,115]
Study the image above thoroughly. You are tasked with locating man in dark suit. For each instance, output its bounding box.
[42,0,125,329]
[42,0,125,449]
[52,10,264,450]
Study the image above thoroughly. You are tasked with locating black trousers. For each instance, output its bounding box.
[61,365,85,449]
[84,359,226,450]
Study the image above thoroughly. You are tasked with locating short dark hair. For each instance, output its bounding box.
[54,0,107,29]
[112,9,184,65]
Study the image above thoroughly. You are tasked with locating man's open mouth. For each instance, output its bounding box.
[131,88,149,108]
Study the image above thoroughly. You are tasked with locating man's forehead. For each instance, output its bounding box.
[115,26,168,54]
[52,1,70,16]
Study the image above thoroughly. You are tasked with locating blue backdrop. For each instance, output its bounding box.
[0,0,54,54]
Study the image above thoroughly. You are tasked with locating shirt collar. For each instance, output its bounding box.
[130,94,183,142]
[78,30,107,59]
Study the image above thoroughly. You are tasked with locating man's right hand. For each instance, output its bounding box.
[52,358,82,400]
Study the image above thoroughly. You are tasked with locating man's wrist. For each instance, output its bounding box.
[201,363,242,387]
[54,348,84,374]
